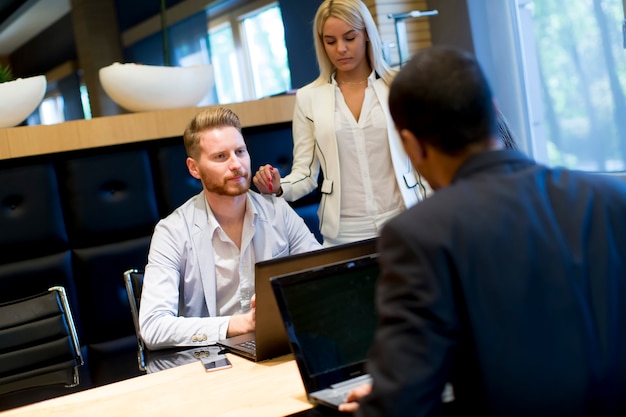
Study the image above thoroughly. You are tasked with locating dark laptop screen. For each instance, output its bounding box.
[271,255,380,392]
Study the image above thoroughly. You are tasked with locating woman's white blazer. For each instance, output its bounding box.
[280,77,424,239]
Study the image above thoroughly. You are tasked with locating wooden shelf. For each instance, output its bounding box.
[0,94,296,161]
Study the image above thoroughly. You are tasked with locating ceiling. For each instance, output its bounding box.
[0,0,70,55]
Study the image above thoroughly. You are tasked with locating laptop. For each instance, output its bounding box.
[271,253,380,409]
[217,237,378,362]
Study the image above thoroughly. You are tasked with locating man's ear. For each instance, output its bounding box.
[399,128,426,164]
[186,157,201,180]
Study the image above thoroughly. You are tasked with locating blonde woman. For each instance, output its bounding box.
[254,0,426,247]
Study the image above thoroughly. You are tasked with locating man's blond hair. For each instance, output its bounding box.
[183,107,242,160]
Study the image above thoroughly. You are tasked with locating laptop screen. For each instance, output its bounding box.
[252,237,378,360]
[271,254,380,393]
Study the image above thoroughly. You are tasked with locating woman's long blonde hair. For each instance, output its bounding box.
[312,0,395,86]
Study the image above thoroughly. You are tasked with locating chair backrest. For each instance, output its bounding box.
[0,286,84,396]
[123,268,145,371]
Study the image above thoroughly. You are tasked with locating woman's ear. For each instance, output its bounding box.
[186,157,201,180]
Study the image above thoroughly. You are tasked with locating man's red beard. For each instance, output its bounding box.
[202,169,250,196]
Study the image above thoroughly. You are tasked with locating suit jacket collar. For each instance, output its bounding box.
[453,150,535,183]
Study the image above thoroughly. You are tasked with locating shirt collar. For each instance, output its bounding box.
[331,69,377,85]
[204,192,258,235]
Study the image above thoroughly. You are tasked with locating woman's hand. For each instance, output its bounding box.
[253,164,283,195]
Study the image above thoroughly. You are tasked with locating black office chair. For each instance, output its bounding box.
[0,286,84,396]
[123,268,146,372]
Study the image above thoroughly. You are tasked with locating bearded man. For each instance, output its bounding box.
[139,107,321,350]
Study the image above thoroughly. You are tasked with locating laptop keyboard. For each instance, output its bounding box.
[237,339,256,350]
[314,374,372,405]
[331,374,371,399]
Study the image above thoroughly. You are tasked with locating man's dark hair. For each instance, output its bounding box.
[389,46,497,155]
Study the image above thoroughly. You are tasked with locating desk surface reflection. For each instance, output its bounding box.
[143,346,225,373]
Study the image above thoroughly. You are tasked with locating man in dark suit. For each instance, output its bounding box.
[339,46,626,416]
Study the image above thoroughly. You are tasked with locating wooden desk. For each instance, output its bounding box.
[2,354,312,417]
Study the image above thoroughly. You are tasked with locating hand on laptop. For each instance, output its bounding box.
[338,383,372,413]
[226,294,256,337]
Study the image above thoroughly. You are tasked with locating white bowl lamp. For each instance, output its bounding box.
[0,75,47,128]
[99,63,214,113]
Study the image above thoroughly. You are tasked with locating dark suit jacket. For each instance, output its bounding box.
[358,150,626,417]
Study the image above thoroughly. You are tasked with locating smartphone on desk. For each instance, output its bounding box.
[198,347,232,372]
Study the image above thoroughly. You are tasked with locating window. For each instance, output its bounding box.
[122,0,291,108]
[519,0,626,171]
[27,91,65,126]
[240,4,291,99]
[27,74,91,126]
[39,95,66,125]
[206,1,291,104]
[208,22,245,104]
[469,0,626,173]
[79,84,92,120]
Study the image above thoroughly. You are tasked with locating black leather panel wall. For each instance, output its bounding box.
[73,237,151,345]
[0,164,68,264]
[152,143,202,216]
[58,151,160,248]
